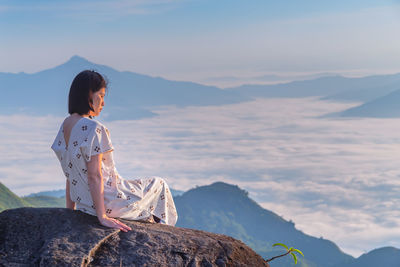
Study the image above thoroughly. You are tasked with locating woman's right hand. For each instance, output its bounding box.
[98,215,132,232]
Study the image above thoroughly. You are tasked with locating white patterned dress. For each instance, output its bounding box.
[51,116,178,226]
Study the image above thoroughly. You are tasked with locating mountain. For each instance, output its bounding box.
[227,75,350,98]
[170,188,185,197]
[203,72,340,86]
[339,89,400,117]
[0,182,33,211]
[0,182,64,211]
[2,55,400,120]
[332,247,400,267]
[21,195,65,208]
[226,73,400,118]
[0,55,251,121]
[174,182,353,267]
[226,73,400,102]
[320,74,400,102]
[23,188,65,198]
[227,73,400,118]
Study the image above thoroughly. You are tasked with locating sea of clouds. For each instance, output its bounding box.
[1,97,399,257]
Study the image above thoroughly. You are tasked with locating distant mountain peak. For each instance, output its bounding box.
[64,55,93,66]
[51,55,97,72]
[68,55,90,64]
[187,181,250,198]
[209,181,237,188]
[209,181,247,192]
[362,246,400,256]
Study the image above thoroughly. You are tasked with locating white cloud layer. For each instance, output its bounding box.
[1,97,400,257]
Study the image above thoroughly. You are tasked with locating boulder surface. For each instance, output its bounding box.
[0,207,269,266]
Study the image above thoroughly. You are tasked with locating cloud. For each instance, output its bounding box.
[1,97,400,257]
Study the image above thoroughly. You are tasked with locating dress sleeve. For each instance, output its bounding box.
[80,124,114,162]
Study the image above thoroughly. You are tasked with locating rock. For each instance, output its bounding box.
[0,208,269,267]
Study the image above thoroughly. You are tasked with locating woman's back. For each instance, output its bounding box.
[62,115,83,147]
[51,116,115,211]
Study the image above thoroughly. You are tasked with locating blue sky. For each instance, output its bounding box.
[1,0,400,85]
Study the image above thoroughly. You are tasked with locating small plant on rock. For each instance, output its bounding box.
[265,243,304,264]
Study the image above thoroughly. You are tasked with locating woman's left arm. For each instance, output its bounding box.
[66,179,76,210]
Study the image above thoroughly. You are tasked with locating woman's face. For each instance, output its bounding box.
[88,87,105,117]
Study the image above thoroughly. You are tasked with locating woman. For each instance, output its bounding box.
[51,70,178,232]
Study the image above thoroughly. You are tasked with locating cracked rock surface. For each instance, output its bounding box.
[0,208,269,267]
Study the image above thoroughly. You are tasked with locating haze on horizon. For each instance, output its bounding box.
[1,0,400,87]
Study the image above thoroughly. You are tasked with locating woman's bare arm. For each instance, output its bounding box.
[87,153,131,232]
[87,153,107,218]
[66,179,75,210]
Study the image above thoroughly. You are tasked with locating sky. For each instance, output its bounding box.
[1,0,400,86]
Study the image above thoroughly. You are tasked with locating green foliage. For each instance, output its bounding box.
[21,195,65,208]
[266,243,304,265]
[0,182,33,212]
[0,182,65,212]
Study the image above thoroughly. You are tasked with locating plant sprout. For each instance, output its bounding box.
[265,243,304,264]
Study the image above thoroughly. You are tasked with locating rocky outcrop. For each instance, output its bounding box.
[0,207,269,267]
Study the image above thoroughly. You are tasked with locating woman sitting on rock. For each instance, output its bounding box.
[51,70,178,232]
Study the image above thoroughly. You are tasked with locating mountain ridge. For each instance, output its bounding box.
[174,181,353,267]
[1,55,400,120]
[0,55,251,121]
[339,88,400,117]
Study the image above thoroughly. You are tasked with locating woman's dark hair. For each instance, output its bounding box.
[68,70,108,117]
